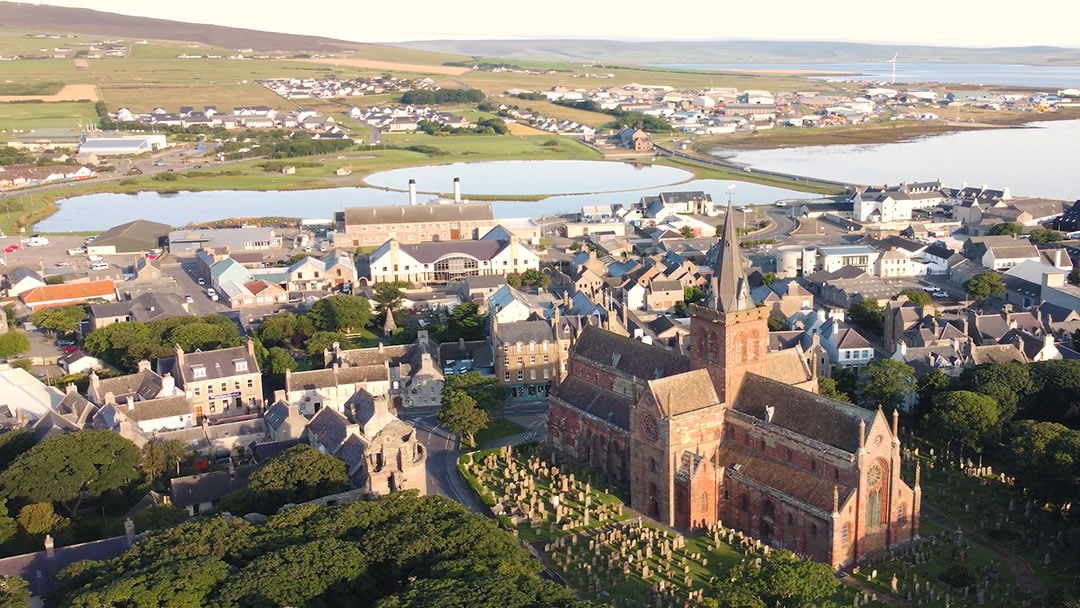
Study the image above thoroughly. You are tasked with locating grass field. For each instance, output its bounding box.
[494,96,612,127]
[0,101,99,137]
[0,81,65,95]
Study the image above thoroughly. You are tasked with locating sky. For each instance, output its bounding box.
[37,0,1080,47]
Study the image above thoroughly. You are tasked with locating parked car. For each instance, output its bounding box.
[197,277,205,286]
[67,247,86,256]
[921,285,940,293]
[185,294,193,303]
[154,161,166,167]
[56,339,74,347]
[62,346,79,353]
[4,245,18,253]
[90,262,108,271]
[931,291,949,299]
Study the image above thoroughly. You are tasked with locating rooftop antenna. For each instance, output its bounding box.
[887,53,898,85]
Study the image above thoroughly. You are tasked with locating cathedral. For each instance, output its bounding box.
[546,205,920,569]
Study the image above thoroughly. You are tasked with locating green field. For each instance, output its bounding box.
[0,81,65,95]
[0,101,99,137]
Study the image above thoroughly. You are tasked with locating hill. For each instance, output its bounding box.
[0,1,365,53]
[397,39,1080,66]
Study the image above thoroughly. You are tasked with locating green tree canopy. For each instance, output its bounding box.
[51,493,591,608]
[925,390,1000,451]
[767,316,788,332]
[963,273,1005,301]
[438,302,486,342]
[958,362,1032,423]
[914,368,950,419]
[372,281,411,323]
[257,311,301,347]
[1006,420,1080,505]
[306,331,353,358]
[858,359,916,414]
[83,314,241,373]
[16,502,66,536]
[848,299,884,334]
[0,501,16,546]
[443,371,506,413]
[817,376,851,403]
[0,429,34,471]
[0,430,142,518]
[29,305,86,336]
[438,392,489,446]
[0,575,29,608]
[141,439,187,484]
[760,272,777,286]
[0,332,31,358]
[308,295,372,332]
[898,289,931,307]
[988,222,1023,236]
[131,504,189,533]
[266,346,299,375]
[681,226,695,239]
[738,549,839,608]
[1028,228,1062,245]
[1070,267,1080,285]
[218,444,349,515]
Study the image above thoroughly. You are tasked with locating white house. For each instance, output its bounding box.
[368,232,539,284]
[57,350,103,375]
[5,267,46,297]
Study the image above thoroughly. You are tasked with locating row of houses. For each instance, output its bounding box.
[112,106,340,132]
[347,105,470,132]
[260,75,435,99]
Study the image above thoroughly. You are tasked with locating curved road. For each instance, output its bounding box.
[655,143,860,192]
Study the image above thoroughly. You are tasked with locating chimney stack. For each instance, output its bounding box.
[44,535,55,558]
[408,179,417,206]
[161,373,175,396]
[124,518,135,545]
[453,177,461,204]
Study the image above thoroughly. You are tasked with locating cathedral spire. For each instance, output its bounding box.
[707,201,753,313]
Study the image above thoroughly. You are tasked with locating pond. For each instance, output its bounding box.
[35,163,814,232]
[362,160,693,195]
[718,119,1080,201]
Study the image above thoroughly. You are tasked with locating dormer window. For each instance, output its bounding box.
[234,359,248,373]
[192,365,206,379]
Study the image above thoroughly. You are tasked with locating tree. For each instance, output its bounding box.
[898,289,931,307]
[767,316,788,331]
[703,587,767,608]
[141,439,187,483]
[1006,421,1080,505]
[438,392,489,446]
[0,576,29,608]
[915,368,950,420]
[305,331,352,358]
[817,377,851,403]
[848,299,884,334]
[684,286,706,305]
[218,444,349,515]
[0,501,16,546]
[740,549,839,608]
[0,429,35,471]
[925,391,1000,451]
[1028,228,1062,245]
[681,226,695,239]
[506,273,523,288]
[29,305,86,336]
[266,346,298,375]
[964,273,1005,301]
[0,430,142,518]
[307,295,372,332]
[858,359,916,413]
[761,272,777,286]
[17,502,66,536]
[131,504,188,533]
[1069,267,1080,286]
[1027,360,1080,424]
[0,332,30,358]
[168,321,232,352]
[439,301,486,342]
[258,311,299,347]
[443,372,505,413]
[958,361,1032,423]
[373,281,410,325]
[988,222,1023,236]
[519,269,544,287]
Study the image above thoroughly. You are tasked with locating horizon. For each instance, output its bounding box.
[25,0,1080,50]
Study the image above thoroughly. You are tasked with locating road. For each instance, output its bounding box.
[654,144,860,192]
[160,259,230,315]
[398,399,549,515]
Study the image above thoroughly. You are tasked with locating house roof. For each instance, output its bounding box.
[0,535,130,595]
[836,327,872,350]
[124,396,193,422]
[646,369,718,418]
[715,443,851,513]
[170,467,253,508]
[969,344,1027,364]
[765,349,813,385]
[164,344,259,384]
[343,203,493,226]
[395,240,510,264]
[733,374,876,453]
[20,280,115,305]
[495,320,555,345]
[305,406,351,453]
[553,376,631,430]
[91,220,172,252]
[573,325,691,380]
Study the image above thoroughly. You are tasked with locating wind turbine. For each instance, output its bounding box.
[886,53,898,85]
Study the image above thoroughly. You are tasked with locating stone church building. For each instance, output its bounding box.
[547,205,921,568]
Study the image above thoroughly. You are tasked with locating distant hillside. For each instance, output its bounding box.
[397,39,1080,66]
[0,1,355,52]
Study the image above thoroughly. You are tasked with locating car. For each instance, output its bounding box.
[56,261,72,267]
[775,201,786,207]
[921,285,940,293]
[3,245,17,253]
[206,288,216,296]
[145,252,160,260]
[209,293,219,302]
[931,291,949,299]
[185,294,193,303]
[67,247,86,256]
[56,339,74,346]
[197,277,205,286]
[90,262,108,271]
[62,346,79,353]
[154,161,166,167]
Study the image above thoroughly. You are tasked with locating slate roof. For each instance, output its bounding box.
[170,467,253,508]
[165,344,259,384]
[306,407,351,453]
[572,325,691,380]
[969,344,1027,364]
[715,443,852,512]
[765,349,813,385]
[646,370,718,417]
[91,220,172,252]
[124,396,192,422]
[337,435,368,475]
[923,243,954,260]
[495,320,555,345]
[438,340,494,368]
[343,203,493,226]
[264,400,306,439]
[733,374,875,453]
[553,376,632,430]
[95,370,163,402]
[836,327,872,350]
[0,535,131,595]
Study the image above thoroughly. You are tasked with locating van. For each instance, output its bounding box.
[26,236,49,247]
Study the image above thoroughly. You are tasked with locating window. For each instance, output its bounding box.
[649,458,656,473]
[221,383,227,392]
[897,503,905,524]
[297,272,304,279]
[739,495,748,512]
[841,522,850,545]
[208,384,214,395]
[529,343,535,352]
[530,355,536,364]
[787,513,793,525]
[810,523,818,537]
[209,403,216,413]
[247,379,253,389]
[517,370,524,381]
[504,358,510,366]
[234,360,248,372]
[543,354,549,363]
[517,357,523,366]
[234,381,240,390]
[192,365,206,379]
[543,368,549,380]
[834,468,840,481]
[504,371,510,381]
[700,493,707,511]
[503,345,509,354]
[811,459,816,472]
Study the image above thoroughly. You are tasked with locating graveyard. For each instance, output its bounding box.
[458,444,885,608]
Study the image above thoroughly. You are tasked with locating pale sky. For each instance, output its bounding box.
[37,0,1080,47]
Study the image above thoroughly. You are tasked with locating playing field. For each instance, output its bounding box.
[0,101,99,136]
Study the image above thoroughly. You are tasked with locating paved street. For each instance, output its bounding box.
[160,259,230,316]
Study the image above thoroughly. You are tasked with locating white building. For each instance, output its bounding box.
[368,231,539,284]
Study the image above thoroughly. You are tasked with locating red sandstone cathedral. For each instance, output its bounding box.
[547,205,920,568]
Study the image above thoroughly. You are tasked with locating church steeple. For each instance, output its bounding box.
[707,202,753,313]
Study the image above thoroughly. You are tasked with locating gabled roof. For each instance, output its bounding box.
[170,467,253,508]
[646,370,718,418]
[733,374,876,453]
[343,203,493,226]
[572,325,691,380]
[20,280,115,305]
[715,443,852,512]
[553,376,631,430]
[305,407,351,453]
[495,320,555,345]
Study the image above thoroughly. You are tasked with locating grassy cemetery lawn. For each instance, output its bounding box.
[458,444,884,608]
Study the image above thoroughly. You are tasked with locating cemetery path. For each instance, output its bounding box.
[840,576,913,608]
[923,505,1047,601]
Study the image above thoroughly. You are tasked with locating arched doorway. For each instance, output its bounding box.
[647,482,660,518]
